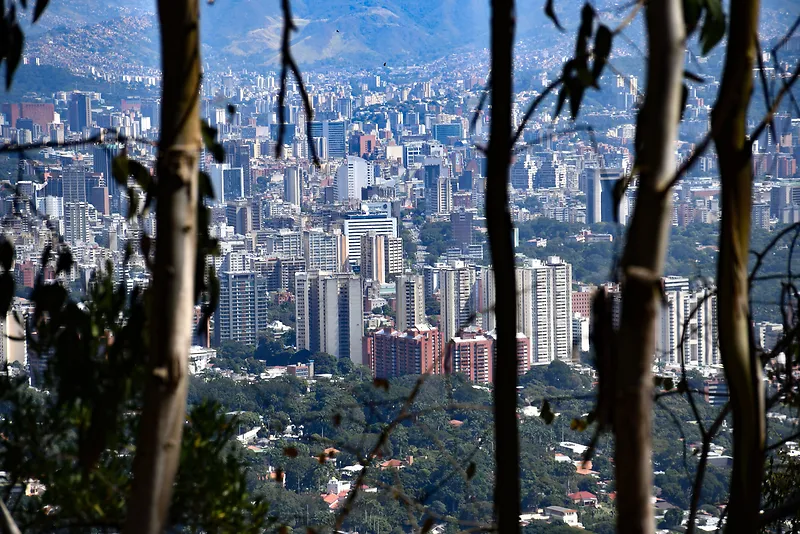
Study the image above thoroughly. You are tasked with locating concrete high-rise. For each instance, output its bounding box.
[655,277,719,367]
[283,167,301,206]
[368,325,442,378]
[93,144,123,212]
[310,120,347,159]
[215,271,269,346]
[360,232,403,283]
[69,93,92,133]
[397,274,426,331]
[586,168,626,224]
[296,271,364,362]
[64,201,89,245]
[342,213,397,267]
[423,160,453,215]
[334,156,374,202]
[450,210,474,250]
[303,228,347,272]
[439,263,477,344]
[62,163,87,204]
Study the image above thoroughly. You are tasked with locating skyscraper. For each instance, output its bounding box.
[342,213,397,267]
[64,201,89,245]
[334,156,374,201]
[310,120,347,159]
[296,271,364,362]
[93,144,123,212]
[283,167,301,206]
[215,270,269,346]
[397,274,426,331]
[62,163,87,204]
[586,168,626,224]
[450,210,474,250]
[423,160,453,215]
[303,228,347,272]
[360,233,403,284]
[655,277,719,367]
[68,93,92,133]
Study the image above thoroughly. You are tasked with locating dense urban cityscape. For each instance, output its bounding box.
[0,1,799,531]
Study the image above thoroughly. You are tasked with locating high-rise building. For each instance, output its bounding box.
[368,325,443,378]
[432,122,463,145]
[450,210,474,250]
[225,199,253,235]
[296,271,363,362]
[0,308,26,368]
[283,167,301,206]
[360,233,403,283]
[68,93,92,133]
[93,144,123,212]
[511,153,536,190]
[439,263,477,344]
[310,120,347,159]
[215,271,269,346]
[586,168,626,224]
[63,163,87,204]
[334,156,375,201]
[223,167,245,201]
[64,201,89,245]
[343,213,397,267]
[655,277,719,367]
[304,228,347,272]
[446,330,493,384]
[423,161,453,215]
[397,274,426,331]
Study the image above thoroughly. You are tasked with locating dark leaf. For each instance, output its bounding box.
[128,160,152,192]
[466,462,476,480]
[111,154,129,187]
[541,400,555,424]
[684,70,705,83]
[680,83,689,122]
[226,104,236,115]
[56,249,73,274]
[20,0,26,9]
[33,0,50,22]
[699,0,725,55]
[200,120,225,163]
[373,377,390,391]
[332,413,342,426]
[199,171,215,200]
[140,234,151,259]
[544,0,564,31]
[566,76,585,119]
[127,189,139,220]
[5,23,23,90]
[0,273,13,316]
[683,0,702,34]
[283,447,298,458]
[591,25,613,87]
[0,238,13,271]
[554,84,569,118]
[421,517,436,533]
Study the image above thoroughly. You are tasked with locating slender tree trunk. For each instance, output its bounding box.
[486,0,520,532]
[712,0,764,530]
[124,0,200,532]
[614,0,685,532]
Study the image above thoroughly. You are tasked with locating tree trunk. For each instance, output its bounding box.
[712,0,764,530]
[486,0,520,532]
[614,0,685,533]
[124,0,201,532]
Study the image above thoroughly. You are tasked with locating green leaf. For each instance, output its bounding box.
[128,160,152,192]
[0,238,14,271]
[544,0,564,31]
[699,0,725,55]
[33,0,50,22]
[5,23,24,91]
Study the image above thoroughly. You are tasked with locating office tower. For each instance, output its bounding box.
[93,144,123,212]
[296,271,363,362]
[283,167,301,206]
[215,271,269,346]
[397,274,426,331]
[446,330,493,384]
[342,213,397,267]
[511,153,536,190]
[65,201,89,244]
[450,210,474,250]
[424,161,453,215]
[68,93,92,133]
[90,186,110,216]
[63,163,87,204]
[439,264,477,344]
[534,155,560,189]
[360,233,403,283]
[225,199,253,235]
[208,163,229,204]
[369,325,443,378]
[334,156,374,201]
[310,120,347,158]
[266,229,303,258]
[223,167,245,200]
[586,167,626,224]
[234,142,252,197]
[304,228,347,272]
[433,122,463,144]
